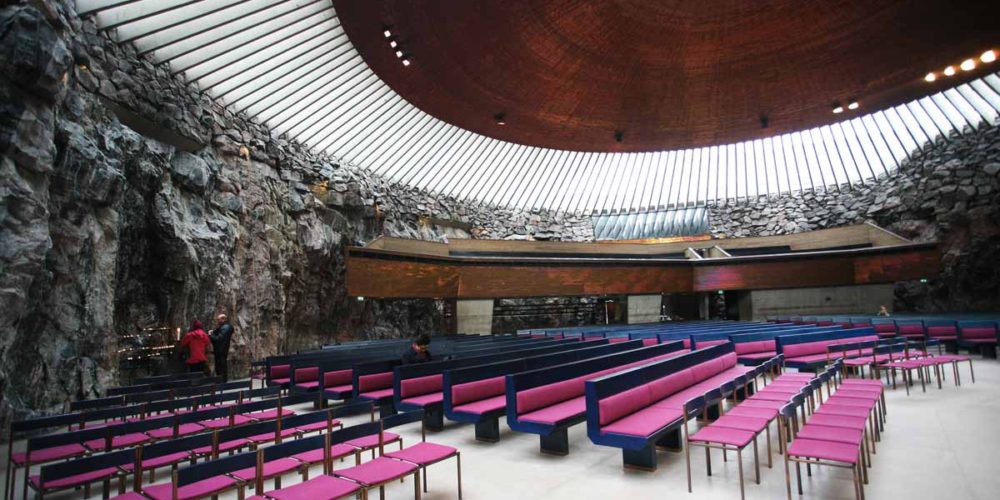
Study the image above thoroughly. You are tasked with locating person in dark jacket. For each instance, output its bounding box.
[180,320,211,374]
[209,313,234,381]
[401,334,432,364]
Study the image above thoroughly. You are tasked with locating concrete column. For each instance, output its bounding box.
[456,299,494,334]
[627,294,662,324]
[699,294,710,320]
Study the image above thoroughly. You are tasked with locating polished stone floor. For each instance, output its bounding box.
[4,357,998,500]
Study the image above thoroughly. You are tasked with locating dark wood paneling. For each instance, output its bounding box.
[346,256,460,298]
[346,244,941,298]
[335,0,1000,152]
[693,257,857,291]
[456,265,693,298]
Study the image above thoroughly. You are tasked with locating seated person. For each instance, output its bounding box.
[876,305,891,317]
[401,334,432,364]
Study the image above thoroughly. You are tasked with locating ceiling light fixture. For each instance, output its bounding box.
[982,50,997,63]
[924,72,936,82]
[395,50,403,58]
[494,112,506,125]
[390,40,398,48]
[960,58,976,71]
[943,65,956,76]
[847,101,859,110]
[383,29,391,38]
[832,102,843,114]
[401,57,411,67]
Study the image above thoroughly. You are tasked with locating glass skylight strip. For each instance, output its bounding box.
[80,2,1000,214]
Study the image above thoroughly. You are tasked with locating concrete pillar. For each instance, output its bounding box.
[456,299,494,334]
[699,294,710,320]
[627,294,662,324]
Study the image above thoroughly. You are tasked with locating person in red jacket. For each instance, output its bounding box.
[180,319,211,373]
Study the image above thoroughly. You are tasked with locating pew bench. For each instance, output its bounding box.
[506,342,687,455]
[584,344,756,470]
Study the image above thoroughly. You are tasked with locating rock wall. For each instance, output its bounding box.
[708,123,1000,312]
[0,1,589,428]
[1,0,997,431]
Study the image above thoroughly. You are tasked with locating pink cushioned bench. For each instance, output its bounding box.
[958,322,998,358]
[268,365,291,387]
[777,328,879,370]
[505,342,687,455]
[735,340,777,365]
[585,343,754,470]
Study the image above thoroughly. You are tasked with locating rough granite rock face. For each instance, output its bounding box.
[708,123,1000,312]
[1,0,998,432]
[0,1,591,430]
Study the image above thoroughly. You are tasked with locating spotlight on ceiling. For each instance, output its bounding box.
[960,58,976,71]
[943,65,956,76]
[401,57,411,67]
[847,101,859,110]
[395,50,403,58]
[983,50,997,63]
[390,40,398,48]
[494,112,506,125]
[832,102,844,114]
[924,72,936,82]
[614,130,624,143]
[383,28,392,38]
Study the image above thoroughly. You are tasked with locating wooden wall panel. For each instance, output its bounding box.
[694,258,858,291]
[346,245,940,299]
[346,256,459,298]
[853,249,941,283]
[456,265,693,298]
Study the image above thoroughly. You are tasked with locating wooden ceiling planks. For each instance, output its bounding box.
[334,0,1000,152]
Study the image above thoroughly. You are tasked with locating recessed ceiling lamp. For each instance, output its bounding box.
[943,65,956,76]
[924,72,936,82]
[395,50,403,58]
[494,112,506,125]
[960,58,976,71]
[832,102,844,114]
[982,50,997,63]
[401,57,411,67]
[383,28,391,38]
[847,100,859,110]
[389,39,398,48]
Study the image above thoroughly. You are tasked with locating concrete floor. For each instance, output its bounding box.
[3,357,999,500]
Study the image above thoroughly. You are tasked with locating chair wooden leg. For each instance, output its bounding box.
[413,469,421,500]
[456,452,463,500]
[765,424,773,468]
[752,438,760,485]
[783,452,793,500]
[685,436,693,493]
[737,449,746,500]
[795,462,803,495]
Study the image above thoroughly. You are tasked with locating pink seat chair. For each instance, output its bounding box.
[683,395,761,500]
[382,410,463,498]
[778,399,866,500]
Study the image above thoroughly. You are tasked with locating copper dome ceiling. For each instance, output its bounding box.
[335,0,1000,152]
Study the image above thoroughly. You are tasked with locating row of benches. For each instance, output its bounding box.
[771,317,999,357]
